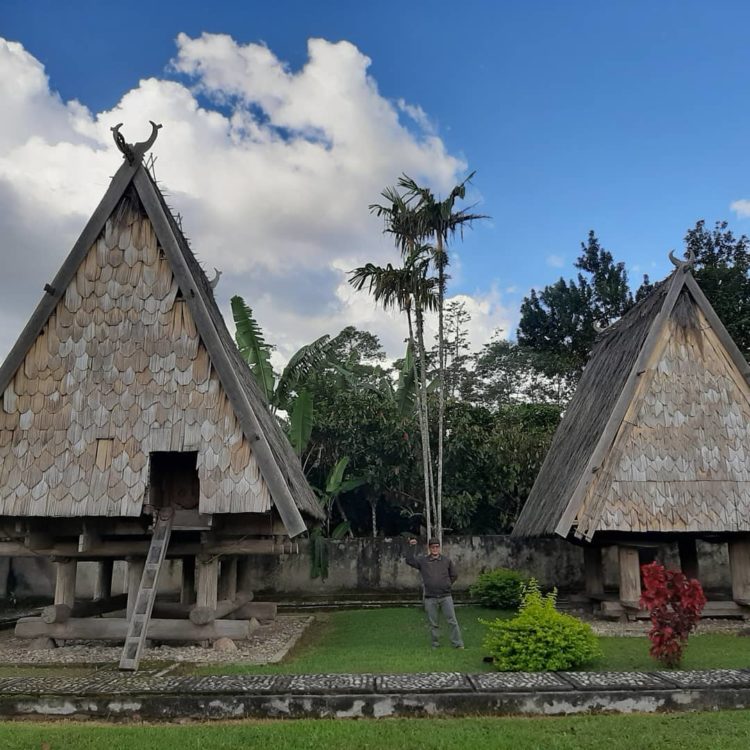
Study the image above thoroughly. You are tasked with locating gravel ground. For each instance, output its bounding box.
[582,615,750,637]
[0,615,313,666]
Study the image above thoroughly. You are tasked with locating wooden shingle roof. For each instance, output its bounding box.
[513,264,750,540]
[0,130,322,535]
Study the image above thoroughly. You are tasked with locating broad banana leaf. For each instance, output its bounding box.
[325,456,350,494]
[275,334,332,409]
[231,296,275,403]
[395,340,416,416]
[289,389,314,457]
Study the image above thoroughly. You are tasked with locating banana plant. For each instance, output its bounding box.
[232,295,334,456]
[310,456,365,580]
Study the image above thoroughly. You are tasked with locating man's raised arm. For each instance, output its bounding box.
[406,537,421,569]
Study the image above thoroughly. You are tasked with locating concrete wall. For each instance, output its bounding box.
[0,536,735,601]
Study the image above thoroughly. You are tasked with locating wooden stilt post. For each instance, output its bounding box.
[181,557,196,605]
[218,557,237,601]
[728,538,750,605]
[237,556,253,595]
[618,545,641,608]
[678,538,700,581]
[93,560,113,601]
[196,555,219,611]
[126,557,145,621]
[584,545,604,598]
[53,558,76,607]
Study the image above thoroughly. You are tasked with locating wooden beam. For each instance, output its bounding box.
[0,538,298,559]
[15,617,250,642]
[678,538,700,580]
[230,601,277,622]
[729,538,750,603]
[78,524,101,553]
[618,545,641,607]
[180,557,196,605]
[218,557,237,601]
[190,593,253,625]
[214,515,286,536]
[583,545,605,598]
[93,560,113,601]
[42,604,72,624]
[126,558,145,621]
[26,532,53,551]
[42,594,129,624]
[196,555,219,612]
[54,559,76,607]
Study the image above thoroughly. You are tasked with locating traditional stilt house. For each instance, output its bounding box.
[513,254,750,618]
[0,123,323,668]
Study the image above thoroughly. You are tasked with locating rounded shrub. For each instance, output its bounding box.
[482,580,601,671]
[470,568,529,609]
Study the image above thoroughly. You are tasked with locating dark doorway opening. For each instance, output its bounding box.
[149,452,199,510]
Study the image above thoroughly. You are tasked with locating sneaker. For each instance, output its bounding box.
[454,645,465,650]
[431,643,440,649]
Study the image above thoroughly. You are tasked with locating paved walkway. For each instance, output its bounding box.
[2,668,750,719]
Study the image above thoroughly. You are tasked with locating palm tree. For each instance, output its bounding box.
[396,174,487,542]
[349,248,439,537]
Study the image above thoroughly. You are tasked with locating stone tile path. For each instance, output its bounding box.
[2,668,750,719]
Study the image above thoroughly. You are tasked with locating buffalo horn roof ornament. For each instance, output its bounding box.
[111,121,162,165]
[209,268,222,290]
[668,247,697,272]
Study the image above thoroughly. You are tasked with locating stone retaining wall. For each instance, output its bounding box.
[0,535,734,600]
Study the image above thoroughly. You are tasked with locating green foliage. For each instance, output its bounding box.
[686,220,750,361]
[289,389,313,456]
[275,334,332,409]
[309,526,329,581]
[470,568,529,609]
[482,580,601,671]
[517,232,633,384]
[231,296,275,402]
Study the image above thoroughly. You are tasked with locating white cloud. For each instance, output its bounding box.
[0,33,507,368]
[546,254,564,268]
[731,199,750,219]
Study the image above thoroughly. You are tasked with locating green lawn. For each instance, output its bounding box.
[4,713,750,749]
[190,606,750,675]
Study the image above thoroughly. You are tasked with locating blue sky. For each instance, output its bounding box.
[2,0,750,358]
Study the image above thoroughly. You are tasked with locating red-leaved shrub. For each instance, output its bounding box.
[639,561,706,667]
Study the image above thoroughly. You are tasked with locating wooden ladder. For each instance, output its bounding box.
[119,509,174,671]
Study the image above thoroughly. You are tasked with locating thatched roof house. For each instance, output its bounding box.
[0,124,321,534]
[513,259,750,612]
[0,123,322,667]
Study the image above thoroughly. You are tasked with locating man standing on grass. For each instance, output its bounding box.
[406,537,464,649]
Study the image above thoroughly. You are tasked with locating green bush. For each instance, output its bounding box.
[470,568,529,609]
[482,580,601,671]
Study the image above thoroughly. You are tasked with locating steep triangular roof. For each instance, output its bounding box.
[0,128,322,536]
[513,264,750,539]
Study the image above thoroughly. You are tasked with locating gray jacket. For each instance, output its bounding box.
[406,549,457,598]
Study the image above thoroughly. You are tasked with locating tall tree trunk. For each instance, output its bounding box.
[414,298,435,538]
[407,307,431,538]
[436,233,446,544]
[370,497,378,538]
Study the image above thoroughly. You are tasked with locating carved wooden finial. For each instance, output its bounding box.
[668,248,697,272]
[111,121,162,165]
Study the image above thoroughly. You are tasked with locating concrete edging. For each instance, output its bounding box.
[2,669,750,720]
